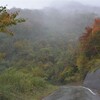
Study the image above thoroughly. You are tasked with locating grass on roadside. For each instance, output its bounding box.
[0,67,58,100]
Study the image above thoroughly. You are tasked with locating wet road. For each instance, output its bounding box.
[43,86,100,100]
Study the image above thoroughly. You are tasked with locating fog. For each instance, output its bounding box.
[0,0,100,9]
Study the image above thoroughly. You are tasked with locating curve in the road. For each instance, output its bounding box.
[79,86,96,95]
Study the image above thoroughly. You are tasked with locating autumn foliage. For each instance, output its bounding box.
[80,18,100,58]
[0,6,25,35]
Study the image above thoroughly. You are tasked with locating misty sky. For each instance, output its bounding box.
[0,0,100,9]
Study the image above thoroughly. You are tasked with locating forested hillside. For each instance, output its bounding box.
[0,2,100,100]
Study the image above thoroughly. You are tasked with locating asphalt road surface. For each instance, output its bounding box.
[43,86,100,100]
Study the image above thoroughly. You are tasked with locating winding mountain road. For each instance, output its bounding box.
[43,86,100,100]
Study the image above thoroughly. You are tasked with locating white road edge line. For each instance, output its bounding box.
[79,86,96,95]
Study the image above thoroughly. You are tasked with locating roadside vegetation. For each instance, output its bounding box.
[0,6,100,100]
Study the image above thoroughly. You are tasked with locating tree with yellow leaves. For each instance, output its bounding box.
[0,6,25,35]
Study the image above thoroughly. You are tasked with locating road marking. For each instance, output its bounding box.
[79,86,96,95]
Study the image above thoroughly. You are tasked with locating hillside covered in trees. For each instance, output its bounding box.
[0,2,100,100]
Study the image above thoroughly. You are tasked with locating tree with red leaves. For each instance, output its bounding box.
[80,18,100,59]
